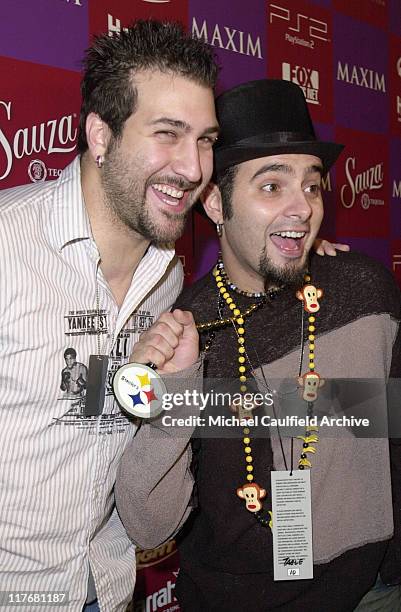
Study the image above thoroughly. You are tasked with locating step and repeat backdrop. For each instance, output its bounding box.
[1,0,400,610]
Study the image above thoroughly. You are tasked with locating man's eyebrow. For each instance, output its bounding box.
[251,163,294,181]
[149,117,220,135]
[306,164,324,177]
[251,162,324,181]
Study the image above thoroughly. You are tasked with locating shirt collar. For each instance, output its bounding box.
[47,156,176,267]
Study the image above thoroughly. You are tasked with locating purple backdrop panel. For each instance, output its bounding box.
[189,0,266,94]
[334,14,388,133]
[0,0,88,72]
[309,0,331,6]
[390,139,401,239]
[336,237,390,269]
[389,0,401,36]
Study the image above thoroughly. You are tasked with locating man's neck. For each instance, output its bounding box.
[81,154,150,307]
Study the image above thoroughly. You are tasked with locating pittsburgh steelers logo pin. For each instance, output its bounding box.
[113,363,166,419]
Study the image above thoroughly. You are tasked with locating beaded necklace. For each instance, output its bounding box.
[199,261,324,530]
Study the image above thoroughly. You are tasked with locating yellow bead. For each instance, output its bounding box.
[233,309,241,316]
[308,325,315,332]
[239,347,245,354]
[244,446,251,453]
[309,316,315,323]
[240,385,247,392]
[309,352,315,360]
[308,334,315,341]
[247,474,254,482]
[238,356,246,363]
[223,292,230,299]
[239,366,246,373]
[246,465,253,472]
[239,376,247,383]
[237,327,245,335]
[215,274,222,280]
[238,338,245,344]
[246,455,252,462]
[217,282,223,288]
[229,303,236,310]
[237,317,244,324]
[309,362,315,370]
[226,297,233,304]
[309,343,315,350]
[220,287,226,294]
[243,427,250,434]
[243,437,250,444]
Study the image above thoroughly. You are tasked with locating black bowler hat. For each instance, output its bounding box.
[214,79,344,175]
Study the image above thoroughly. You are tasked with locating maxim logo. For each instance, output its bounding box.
[282,63,319,105]
[340,157,384,209]
[192,17,262,58]
[393,180,401,198]
[337,62,386,92]
[0,101,77,181]
[269,4,329,49]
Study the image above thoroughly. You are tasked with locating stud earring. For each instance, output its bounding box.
[216,222,224,237]
[95,155,104,169]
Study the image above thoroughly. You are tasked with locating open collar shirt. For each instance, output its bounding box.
[0,157,183,611]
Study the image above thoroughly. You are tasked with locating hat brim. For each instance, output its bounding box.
[215,141,344,176]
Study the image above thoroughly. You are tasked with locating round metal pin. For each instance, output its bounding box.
[112,362,166,419]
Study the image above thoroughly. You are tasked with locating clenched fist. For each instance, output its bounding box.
[129,309,199,374]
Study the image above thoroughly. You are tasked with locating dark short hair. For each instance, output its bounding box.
[215,165,238,220]
[64,348,77,359]
[78,19,219,152]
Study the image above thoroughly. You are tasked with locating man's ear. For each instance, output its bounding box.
[201,182,223,224]
[85,112,111,161]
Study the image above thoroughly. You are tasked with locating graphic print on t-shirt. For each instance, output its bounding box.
[52,308,155,431]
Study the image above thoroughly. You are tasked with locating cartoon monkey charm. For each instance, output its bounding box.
[237,483,266,513]
[296,284,323,313]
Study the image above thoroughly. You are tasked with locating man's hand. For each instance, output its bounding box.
[314,239,350,256]
[129,309,199,374]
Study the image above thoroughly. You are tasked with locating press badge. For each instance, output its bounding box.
[271,470,313,581]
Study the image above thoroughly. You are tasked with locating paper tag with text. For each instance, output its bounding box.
[271,470,313,581]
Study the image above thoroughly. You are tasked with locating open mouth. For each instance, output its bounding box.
[150,182,189,212]
[270,230,307,258]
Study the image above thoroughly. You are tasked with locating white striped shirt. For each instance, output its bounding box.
[0,158,183,611]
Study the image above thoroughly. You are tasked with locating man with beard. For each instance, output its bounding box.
[116,80,401,611]
[0,20,219,612]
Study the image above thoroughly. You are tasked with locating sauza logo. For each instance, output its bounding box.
[192,17,262,58]
[0,101,77,182]
[269,4,330,49]
[340,157,384,210]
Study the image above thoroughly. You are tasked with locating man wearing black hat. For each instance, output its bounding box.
[116,79,401,611]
